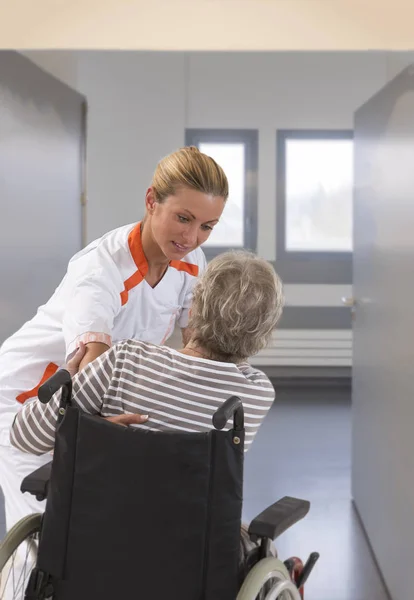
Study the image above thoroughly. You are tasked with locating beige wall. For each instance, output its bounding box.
[5,0,414,49]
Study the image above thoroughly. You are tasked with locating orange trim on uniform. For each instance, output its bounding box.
[120,223,148,305]
[128,222,149,277]
[122,222,198,305]
[120,269,144,306]
[16,362,59,404]
[169,260,199,277]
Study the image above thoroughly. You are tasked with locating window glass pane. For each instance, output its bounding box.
[285,138,353,252]
[199,142,244,247]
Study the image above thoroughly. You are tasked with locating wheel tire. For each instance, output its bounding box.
[0,513,42,599]
[0,513,42,572]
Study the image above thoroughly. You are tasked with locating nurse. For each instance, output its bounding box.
[0,145,228,530]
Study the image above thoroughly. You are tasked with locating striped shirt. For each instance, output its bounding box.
[10,339,275,456]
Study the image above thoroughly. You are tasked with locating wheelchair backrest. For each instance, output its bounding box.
[36,406,245,600]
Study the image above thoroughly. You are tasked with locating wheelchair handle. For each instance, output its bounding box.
[212,396,244,431]
[38,369,72,405]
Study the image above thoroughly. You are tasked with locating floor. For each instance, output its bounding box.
[0,385,390,600]
[243,385,390,600]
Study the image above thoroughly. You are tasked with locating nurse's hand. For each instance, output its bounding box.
[78,341,110,371]
[65,342,87,377]
[105,413,149,427]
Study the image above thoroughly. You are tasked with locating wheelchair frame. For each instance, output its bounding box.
[0,370,319,600]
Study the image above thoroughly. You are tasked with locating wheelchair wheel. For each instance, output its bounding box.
[237,556,302,600]
[0,513,42,600]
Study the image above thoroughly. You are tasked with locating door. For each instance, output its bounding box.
[352,64,414,600]
[0,51,86,343]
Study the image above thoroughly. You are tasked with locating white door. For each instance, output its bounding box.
[352,64,414,600]
[0,51,85,343]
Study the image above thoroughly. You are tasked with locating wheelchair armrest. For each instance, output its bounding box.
[248,496,310,543]
[20,461,53,501]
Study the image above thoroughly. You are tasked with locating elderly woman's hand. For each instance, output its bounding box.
[105,413,149,427]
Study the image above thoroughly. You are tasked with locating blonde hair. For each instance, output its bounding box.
[151,146,229,202]
[188,251,284,363]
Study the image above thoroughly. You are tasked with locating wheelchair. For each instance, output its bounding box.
[0,370,319,599]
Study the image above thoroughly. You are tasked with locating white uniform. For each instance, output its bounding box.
[0,221,206,530]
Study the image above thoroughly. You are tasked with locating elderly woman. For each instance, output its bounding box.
[10,250,284,455]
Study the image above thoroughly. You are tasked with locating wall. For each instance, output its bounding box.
[76,52,187,242]
[187,52,389,368]
[22,51,186,242]
[385,51,414,80]
[22,50,404,368]
[19,50,78,90]
[187,52,387,259]
[5,0,414,50]
[24,51,391,248]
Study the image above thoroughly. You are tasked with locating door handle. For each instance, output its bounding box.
[341,297,356,308]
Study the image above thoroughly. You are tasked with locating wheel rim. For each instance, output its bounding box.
[0,532,38,600]
[0,515,41,600]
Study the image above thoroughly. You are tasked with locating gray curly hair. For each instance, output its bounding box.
[188,251,284,363]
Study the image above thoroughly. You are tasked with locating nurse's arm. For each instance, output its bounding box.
[10,345,149,455]
[10,348,117,455]
[78,341,110,371]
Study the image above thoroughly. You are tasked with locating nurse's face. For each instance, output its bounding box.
[145,186,226,259]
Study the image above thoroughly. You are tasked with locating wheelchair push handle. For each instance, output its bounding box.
[212,396,244,431]
[38,369,72,405]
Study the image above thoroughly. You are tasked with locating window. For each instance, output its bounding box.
[185,129,258,257]
[285,135,353,252]
[276,130,353,284]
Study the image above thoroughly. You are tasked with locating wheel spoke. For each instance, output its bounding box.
[0,520,40,600]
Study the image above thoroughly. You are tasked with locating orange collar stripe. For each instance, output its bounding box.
[122,222,199,305]
[120,269,144,306]
[128,222,148,277]
[169,260,199,277]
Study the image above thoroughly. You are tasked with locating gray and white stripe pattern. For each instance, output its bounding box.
[10,340,275,456]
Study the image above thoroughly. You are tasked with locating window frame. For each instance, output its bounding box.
[185,128,258,259]
[275,129,353,284]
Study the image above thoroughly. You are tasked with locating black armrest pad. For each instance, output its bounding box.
[248,496,310,542]
[20,461,53,501]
